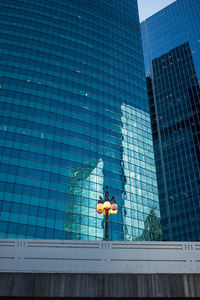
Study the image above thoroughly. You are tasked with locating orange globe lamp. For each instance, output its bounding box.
[96,186,118,241]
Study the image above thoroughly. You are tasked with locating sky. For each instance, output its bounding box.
[137,0,176,21]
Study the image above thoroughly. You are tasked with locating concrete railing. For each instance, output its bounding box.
[0,239,200,274]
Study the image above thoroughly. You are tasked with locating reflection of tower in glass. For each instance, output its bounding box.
[121,103,161,241]
[137,207,162,241]
[65,159,104,240]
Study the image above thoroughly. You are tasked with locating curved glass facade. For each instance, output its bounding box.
[0,0,161,240]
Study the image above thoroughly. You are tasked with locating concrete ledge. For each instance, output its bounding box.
[0,239,200,274]
[1,240,200,297]
[1,273,200,297]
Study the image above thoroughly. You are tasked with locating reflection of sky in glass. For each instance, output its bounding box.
[141,0,200,84]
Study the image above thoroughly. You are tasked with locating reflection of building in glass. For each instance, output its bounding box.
[137,207,162,241]
[65,159,104,240]
[0,0,160,241]
[121,103,161,241]
[141,0,200,241]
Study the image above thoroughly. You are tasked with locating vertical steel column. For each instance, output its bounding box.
[105,210,109,241]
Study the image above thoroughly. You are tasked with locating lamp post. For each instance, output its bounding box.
[96,186,118,241]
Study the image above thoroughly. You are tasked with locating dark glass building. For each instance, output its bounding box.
[0,0,161,241]
[141,0,200,241]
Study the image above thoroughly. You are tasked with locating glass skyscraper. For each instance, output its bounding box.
[0,0,161,241]
[141,0,200,241]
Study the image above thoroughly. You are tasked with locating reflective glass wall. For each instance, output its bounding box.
[141,0,200,241]
[0,0,161,240]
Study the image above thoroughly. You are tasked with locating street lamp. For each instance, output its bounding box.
[96,186,118,241]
